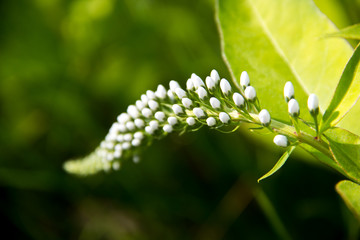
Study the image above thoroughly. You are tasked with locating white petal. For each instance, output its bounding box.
[206,117,216,126]
[172,104,183,115]
[167,116,178,126]
[193,107,205,118]
[182,98,193,109]
[210,69,220,84]
[244,86,256,100]
[206,76,215,90]
[220,78,231,95]
[186,117,196,126]
[210,97,221,109]
[197,87,208,99]
[259,109,271,125]
[288,99,300,116]
[219,112,230,124]
[240,71,250,87]
[163,124,173,133]
[154,111,166,122]
[273,135,289,147]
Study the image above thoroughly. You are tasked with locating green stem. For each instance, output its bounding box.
[254,187,292,240]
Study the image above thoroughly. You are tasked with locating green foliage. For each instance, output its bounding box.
[336,180,360,221]
[327,23,360,40]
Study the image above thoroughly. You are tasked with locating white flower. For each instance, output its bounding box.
[127,105,140,118]
[149,120,159,130]
[122,142,131,150]
[116,135,124,142]
[186,117,196,126]
[117,113,130,124]
[115,143,122,152]
[193,107,206,118]
[124,133,132,142]
[219,112,230,124]
[106,154,114,161]
[240,71,250,87]
[233,93,245,108]
[210,97,221,109]
[284,81,294,102]
[206,117,216,126]
[191,73,205,89]
[163,124,173,133]
[114,150,122,159]
[169,80,180,92]
[244,86,256,101]
[167,90,175,100]
[167,116,178,126]
[126,121,136,131]
[134,118,145,128]
[288,98,300,117]
[186,78,195,91]
[175,88,187,99]
[172,104,183,115]
[112,162,120,170]
[154,111,166,122]
[136,100,145,110]
[133,155,140,164]
[273,135,289,147]
[118,124,126,132]
[148,100,159,111]
[134,131,144,140]
[145,126,154,135]
[206,76,215,90]
[141,108,152,118]
[220,78,232,95]
[132,139,141,147]
[210,69,220,84]
[146,90,156,100]
[155,84,167,99]
[141,94,149,105]
[197,86,208,99]
[307,94,319,114]
[259,109,271,126]
[182,98,193,109]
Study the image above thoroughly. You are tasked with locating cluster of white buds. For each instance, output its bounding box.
[65,70,270,175]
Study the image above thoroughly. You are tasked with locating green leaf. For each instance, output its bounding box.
[336,180,360,221]
[258,146,296,182]
[321,43,360,133]
[325,128,360,183]
[216,0,354,125]
[327,23,360,40]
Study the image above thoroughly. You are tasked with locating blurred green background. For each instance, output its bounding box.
[1,0,360,239]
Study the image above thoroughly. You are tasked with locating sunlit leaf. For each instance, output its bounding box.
[327,23,360,40]
[258,146,296,182]
[321,43,360,132]
[216,0,353,125]
[336,180,360,221]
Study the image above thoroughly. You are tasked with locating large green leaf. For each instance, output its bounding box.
[216,0,353,123]
[327,23,360,40]
[325,128,360,183]
[336,180,360,221]
[321,43,360,132]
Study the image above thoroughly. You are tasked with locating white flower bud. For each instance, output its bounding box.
[240,71,250,87]
[149,120,159,130]
[220,78,232,95]
[172,104,183,115]
[197,86,208,100]
[112,162,120,170]
[116,134,124,142]
[191,73,205,89]
[109,123,120,134]
[148,100,159,111]
[127,105,140,118]
[307,94,319,115]
[134,131,144,140]
[118,124,126,132]
[145,126,154,135]
[141,94,149,105]
[210,69,220,84]
[186,78,195,91]
[284,81,294,102]
[169,80,180,92]
[146,90,156,100]
[141,108,152,118]
[163,124,173,133]
[193,107,206,118]
[106,154,114,161]
[131,138,141,147]
[154,111,166,122]
[259,109,271,126]
[273,135,289,147]
[115,144,122,152]
[182,98,193,109]
[134,118,145,128]
[167,90,175,100]
[206,117,216,126]
[126,121,136,131]
[244,86,256,101]
[206,76,215,90]
[133,155,140,164]
[219,112,230,124]
[122,142,131,150]
[167,116,178,126]
[233,93,245,108]
[288,98,300,117]
[210,97,221,109]
[124,133,132,142]
[136,100,145,110]
[175,88,187,99]
[155,84,167,99]
[186,117,196,126]
[117,113,130,124]
[113,151,121,159]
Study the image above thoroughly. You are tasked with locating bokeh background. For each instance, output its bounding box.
[1,0,360,239]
